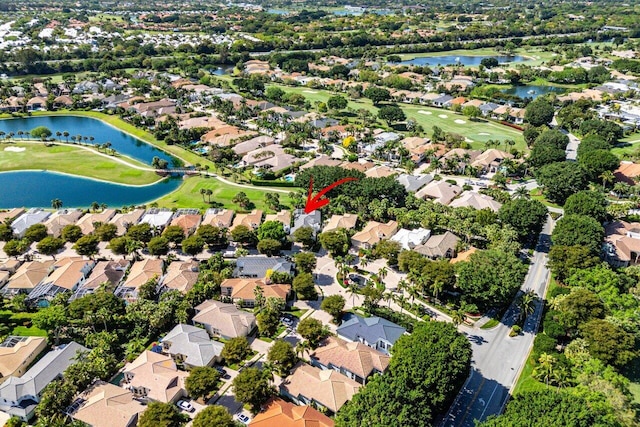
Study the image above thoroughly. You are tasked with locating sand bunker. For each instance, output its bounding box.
[303,90,318,94]
[478,132,491,136]
[418,110,432,115]
[454,119,466,124]
[464,137,473,143]
[3,147,25,152]
[438,114,448,119]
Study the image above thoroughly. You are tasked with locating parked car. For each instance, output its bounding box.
[280,316,294,326]
[214,365,230,379]
[177,400,195,413]
[236,413,250,424]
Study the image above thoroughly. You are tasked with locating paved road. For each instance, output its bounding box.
[440,217,554,427]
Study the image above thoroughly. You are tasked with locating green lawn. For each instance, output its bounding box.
[0,310,47,337]
[612,134,640,157]
[0,141,160,185]
[479,318,499,329]
[154,175,297,211]
[513,355,550,395]
[397,46,559,67]
[270,85,525,150]
[529,188,562,209]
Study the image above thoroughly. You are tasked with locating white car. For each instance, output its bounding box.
[177,400,195,413]
[236,413,250,424]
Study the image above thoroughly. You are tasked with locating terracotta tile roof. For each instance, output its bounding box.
[280,364,361,413]
[76,209,117,234]
[615,161,640,185]
[122,259,163,290]
[161,261,199,294]
[81,260,130,291]
[109,209,145,235]
[0,209,25,223]
[264,210,292,228]
[310,337,389,380]
[43,258,92,290]
[123,351,187,403]
[202,209,234,229]
[351,221,398,247]
[0,336,47,380]
[231,210,263,231]
[193,300,256,338]
[415,181,462,205]
[222,278,291,301]
[72,381,146,427]
[5,260,54,291]
[323,214,358,233]
[169,214,202,235]
[250,398,334,427]
[44,209,84,238]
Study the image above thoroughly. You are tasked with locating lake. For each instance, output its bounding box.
[501,85,567,99]
[397,55,526,67]
[0,115,174,165]
[0,171,182,208]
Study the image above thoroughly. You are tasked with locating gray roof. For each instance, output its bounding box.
[337,314,406,347]
[396,174,433,193]
[290,209,321,235]
[0,341,87,402]
[161,324,223,367]
[433,95,454,104]
[11,209,51,237]
[479,102,500,112]
[233,256,293,278]
[414,231,460,258]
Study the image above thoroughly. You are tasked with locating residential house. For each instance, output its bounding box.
[614,161,640,185]
[27,258,96,306]
[604,221,640,267]
[396,174,432,193]
[76,209,117,235]
[479,102,500,117]
[391,228,431,250]
[299,155,343,170]
[231,210,263,232]
[310,337,390,385]
[414,231,461,259]
[160,324,224,369]
[114,259,163,302]
[2,261,54,297]
[122,351,187,404]
[201,126,255,147]
[128,99,176,118]
[159,261,199,294]
[432,95,454,107]
[264,210,292,233]
[109,209,145,236]
[192,300,256,339]
[290,209,321,237]
[279,364,361,414]
[0,341,88,421]
[336,314,406,356]
[323,214,358,233]
[53,95,73,109]
[44,209,84,238]
[202,209,234,229]
[250,398,335,427]
[415,180,462,205]
[0,260,21,289]
[169,214,201,236]
[72,260,130,300]
[462,99,485,108]
[0,336,47,383]
[0,209,25,224]
[232,135,275,156]
[241,145,297,173]
[139,209,174,232]
[449,192,502,212]
[220,278,291,308]
[26,96,47,111]
[351,221,398,250]
[471,149,514,174]
[233,256,293,278]
[70,381,146,427]
[365,165,396,178]
[11,209,51,238]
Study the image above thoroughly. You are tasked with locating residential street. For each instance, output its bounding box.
[440,217,554,427]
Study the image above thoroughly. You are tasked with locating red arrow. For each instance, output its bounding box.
[304,177,359,214]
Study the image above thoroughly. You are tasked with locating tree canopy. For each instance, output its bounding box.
[551,214,604,255]
[536,161,588,205]
[524,98,555,127]
[498,198,548,242]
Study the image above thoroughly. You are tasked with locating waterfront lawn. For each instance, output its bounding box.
[0,142,160,185]
[154,176,297,211]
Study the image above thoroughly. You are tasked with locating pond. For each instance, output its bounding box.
[0,171,182,208]
[501,84,567,99]
[397,55,526,67]
[0,115,174,165]
[210,66,235,76]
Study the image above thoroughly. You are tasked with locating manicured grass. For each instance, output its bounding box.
[12,325,48,336]
[154,175,297,211]
[612,134,640,157]
[513,356,550,395]
[529,188,562,209]
[397,46,558,67]
[479,318,499,329]
[0,141,160,185]
[287,308,308,319]
[0,310,47,337]
[270,85,525,149]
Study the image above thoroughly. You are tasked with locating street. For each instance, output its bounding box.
[440,217,554,427]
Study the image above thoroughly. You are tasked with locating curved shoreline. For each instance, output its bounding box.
[0,168,172,188]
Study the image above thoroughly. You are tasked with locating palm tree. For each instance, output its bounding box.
[206,189,213,203]
[518,290,537,322]
[430,279,444,303]
[296,340,311,360]
[346,283,359,308]
[514,186,529,199]
[378,267,388,281]
[451,309,466,326]
[382,291,394,308]
[600,170,615,191]
[51,198,63,210]
[200,188,206,202]
[395,294,407,314]
[533,353,556,387]
[396,279,408,294]
[17,131,23,140]
[125,239,143,261]
[55,131,62,140]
